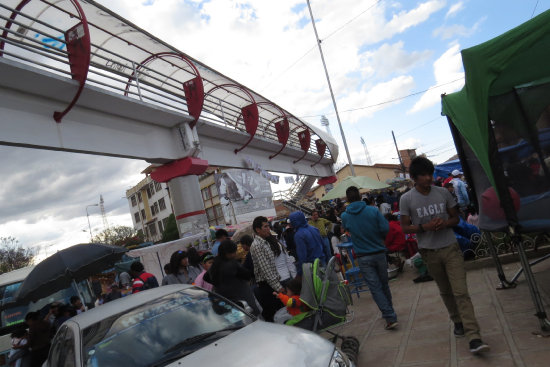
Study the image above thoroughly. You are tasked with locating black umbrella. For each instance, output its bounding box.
[7,243,127,307]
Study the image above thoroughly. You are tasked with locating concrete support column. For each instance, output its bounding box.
[151,157,209,238]
[167,175,209,236]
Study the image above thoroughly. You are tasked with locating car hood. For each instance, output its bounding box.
[168,320,334,366]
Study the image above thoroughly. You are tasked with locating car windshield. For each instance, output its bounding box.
[1,280,93,328]
[82,288,254,367]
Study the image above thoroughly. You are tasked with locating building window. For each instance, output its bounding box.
[206,207,215,221]
[158,197,166,211]
[141,209,146,221]
[146,183,156,199]
[201,187,211,201]
[150,203,159,216]
[134,212,140,224]
[148,223,157,237]
[162,217,170,229]
[155,181,162,192]
[210,184,218,197]
[131,195,137,207]
[214,204,224,218]
[137,192,143,203]
[158,220,164,234]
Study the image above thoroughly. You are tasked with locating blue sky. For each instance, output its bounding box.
[1,0,549,254]
[98,1,550,170]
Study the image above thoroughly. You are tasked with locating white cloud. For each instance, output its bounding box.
[0,0,467,252]
[338,75,416,123]
[433,17,485,40]
[383,0,447,35]
[360,41,432,79]
[445,1,465,18]
[409,43,464,113]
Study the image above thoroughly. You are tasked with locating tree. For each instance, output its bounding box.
[91,225,144,247]
[161,214,179,242]
[0,237,36,273]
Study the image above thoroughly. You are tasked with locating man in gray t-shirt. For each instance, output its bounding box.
[400,157,489,355]
[400,185,457,249]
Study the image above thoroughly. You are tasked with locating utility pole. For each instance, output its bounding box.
[306,0,355,176]
[392,130,405,172]
[99,194,109,230]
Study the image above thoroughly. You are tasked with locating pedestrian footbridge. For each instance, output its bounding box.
[0,0,338,234]
[0,0,338,179]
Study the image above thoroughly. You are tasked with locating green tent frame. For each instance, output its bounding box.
[442,10,550,332]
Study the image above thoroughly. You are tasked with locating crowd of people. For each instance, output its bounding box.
[8,158,489,366]
[8,296,87,367]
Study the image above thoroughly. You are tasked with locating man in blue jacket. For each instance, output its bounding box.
[289,211,327,275]
[341,186,398,330]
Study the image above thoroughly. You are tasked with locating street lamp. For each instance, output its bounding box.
[86,204,99,242]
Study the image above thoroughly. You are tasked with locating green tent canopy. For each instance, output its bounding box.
[441,9,550,190]
[320,176,389,202]
[441,10,550,332]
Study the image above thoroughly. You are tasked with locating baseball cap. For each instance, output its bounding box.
[451,169,462,176]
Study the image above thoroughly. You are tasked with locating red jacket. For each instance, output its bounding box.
[385,220,406,252]
[132,272,159,293]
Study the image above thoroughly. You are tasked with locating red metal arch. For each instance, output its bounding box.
[310,139,327,167]
[248,101,289,160]
[268,116,290,160]
[0,0,31,55]
[123,52,204,127]
[204,84,258,154]
[1,0,92,123]
[291,126,311,164]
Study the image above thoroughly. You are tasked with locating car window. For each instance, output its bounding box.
[49,325,76,366]
[49,326,67,365]
[59,326,76,367]
[81,288,254,367]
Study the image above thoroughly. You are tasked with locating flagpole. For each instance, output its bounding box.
[306,0,356,176]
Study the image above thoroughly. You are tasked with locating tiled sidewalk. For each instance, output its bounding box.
[335,257,550,367]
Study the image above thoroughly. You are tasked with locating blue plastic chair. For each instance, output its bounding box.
[337,242,369,298]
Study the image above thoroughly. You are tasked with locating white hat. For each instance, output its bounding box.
[451,169,462,176]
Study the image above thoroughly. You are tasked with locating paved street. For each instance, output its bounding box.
[335,256,550,367]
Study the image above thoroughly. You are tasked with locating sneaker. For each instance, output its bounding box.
[454,322,465,337]
[385,321,399,330]
[413,274,434,283]
[469,339,490,354]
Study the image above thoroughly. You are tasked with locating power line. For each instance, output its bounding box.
[322,0,384,41]
[423,141,453,154]
[300,77,464,118]
[531,0,539,18]
[260,45,317,90]
[396,116,440,137]
[260,0,384,92]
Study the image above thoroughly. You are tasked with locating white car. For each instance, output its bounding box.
[44,285,353,367]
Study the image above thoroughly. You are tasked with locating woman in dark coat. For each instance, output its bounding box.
[208,240,260,316]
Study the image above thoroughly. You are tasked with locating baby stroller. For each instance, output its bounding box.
[286,257,360,364]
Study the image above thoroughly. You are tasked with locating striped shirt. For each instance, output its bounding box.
[250,235,282,291]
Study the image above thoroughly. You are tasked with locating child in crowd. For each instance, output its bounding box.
[273,278,304,318]
[194,253,214,291]
[8,327,28,367]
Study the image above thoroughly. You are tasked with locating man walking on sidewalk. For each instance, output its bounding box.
[341,186,398,330]
[400,156,489,354]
